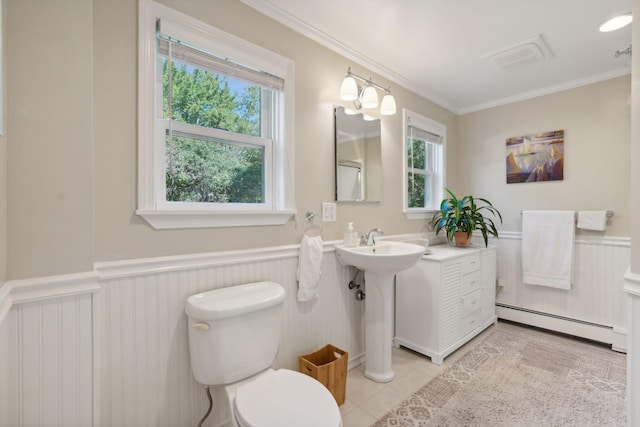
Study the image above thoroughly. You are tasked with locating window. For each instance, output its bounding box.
[137,0,295,229]
[403,109,445,218]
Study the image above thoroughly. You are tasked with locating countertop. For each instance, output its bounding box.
[418,243,495,261]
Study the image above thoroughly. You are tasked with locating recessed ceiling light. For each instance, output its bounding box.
[599,13,632,32]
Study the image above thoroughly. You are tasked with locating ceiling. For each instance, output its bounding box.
[239,0,632,114]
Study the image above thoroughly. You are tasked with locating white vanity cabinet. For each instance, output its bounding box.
[394,245,497,365]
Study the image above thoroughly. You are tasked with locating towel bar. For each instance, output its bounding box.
[519,210,614,218]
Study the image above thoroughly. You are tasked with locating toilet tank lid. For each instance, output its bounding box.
[185,282,285,320]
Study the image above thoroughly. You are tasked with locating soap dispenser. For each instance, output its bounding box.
[344,222,359,247]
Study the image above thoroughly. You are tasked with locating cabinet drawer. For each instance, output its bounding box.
[460,271,481,295]
[461,288,482,318]
[461,310,480,335]
[460,254,481,275]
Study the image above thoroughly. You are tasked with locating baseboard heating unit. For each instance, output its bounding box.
[496,303,626,352]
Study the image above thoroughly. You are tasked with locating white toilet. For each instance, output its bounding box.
[185,281,342,427]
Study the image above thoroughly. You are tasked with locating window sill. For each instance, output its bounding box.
[137,209,296,229]
[404,210,437,220]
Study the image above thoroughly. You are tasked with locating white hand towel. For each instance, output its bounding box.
[522,210,575,290]
[297,235,323,301]
[577,211,607,231]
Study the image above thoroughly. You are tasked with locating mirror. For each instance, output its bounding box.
[334,106,382,202]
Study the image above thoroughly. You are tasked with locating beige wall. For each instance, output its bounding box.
[459,76,631,237]
[6,0,94,280]
[0,0,6,283]
[4,0,458,277]
[92,0,457,262]
[10,0,628,277]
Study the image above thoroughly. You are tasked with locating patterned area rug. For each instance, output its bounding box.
[374,321,626,426]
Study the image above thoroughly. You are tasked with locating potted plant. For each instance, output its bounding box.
[430,188,502,248]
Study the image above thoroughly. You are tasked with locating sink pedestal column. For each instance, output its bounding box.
[363,271,395,382]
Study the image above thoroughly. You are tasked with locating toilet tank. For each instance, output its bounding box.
[185,281,286,385]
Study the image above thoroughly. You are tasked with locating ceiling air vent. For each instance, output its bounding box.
[481,34,552,68]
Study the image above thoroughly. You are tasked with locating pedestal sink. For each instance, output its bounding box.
[335,241,425,382]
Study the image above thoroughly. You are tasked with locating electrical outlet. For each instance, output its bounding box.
[497,278,506,293]
[322,202,337,222]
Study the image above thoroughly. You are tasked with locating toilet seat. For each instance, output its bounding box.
[234,369,342,427]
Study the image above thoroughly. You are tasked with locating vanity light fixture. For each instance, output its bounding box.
[340,67,397,115]
[599,12,632,32]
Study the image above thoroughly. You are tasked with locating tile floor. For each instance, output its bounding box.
[339,324,498,427]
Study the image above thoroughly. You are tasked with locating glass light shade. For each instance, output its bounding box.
[361,85,379,109]
[380,93,397,115]
[340,76,358,101]
[599,13,632,32]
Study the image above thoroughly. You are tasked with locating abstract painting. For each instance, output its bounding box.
[506,129,564,184]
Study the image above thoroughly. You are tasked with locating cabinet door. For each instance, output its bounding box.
[441,261,462,348]
[480,248,497,321]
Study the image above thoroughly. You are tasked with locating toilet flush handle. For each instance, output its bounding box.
[192,322,210,331]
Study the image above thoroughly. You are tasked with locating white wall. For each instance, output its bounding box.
[0,272,99,427]
[494,233,629,348]
[625,1,640,424]
[1,242,366,427]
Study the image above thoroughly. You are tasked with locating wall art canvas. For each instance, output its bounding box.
[506,129,564,184]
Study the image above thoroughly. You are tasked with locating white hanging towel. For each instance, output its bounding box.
[296,235,323,301]
[577,211,607,231]
[522,210,575,290]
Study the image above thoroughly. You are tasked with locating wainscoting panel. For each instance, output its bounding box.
[0,234,632,426]
[0,291,97,427]
[624,268,640,425]
[494,232,629,348]
[96,244,363,427]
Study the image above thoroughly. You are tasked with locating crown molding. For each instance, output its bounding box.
[459,67,631,114]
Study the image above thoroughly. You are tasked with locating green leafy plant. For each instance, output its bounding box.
[430,188,503,247]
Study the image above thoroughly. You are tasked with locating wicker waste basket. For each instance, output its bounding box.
[298,344,348,405]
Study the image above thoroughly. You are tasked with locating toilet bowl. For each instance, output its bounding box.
[185,281,342,427]
[226,368,342,427]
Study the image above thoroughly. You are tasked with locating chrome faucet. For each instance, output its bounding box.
[360,228,384,246]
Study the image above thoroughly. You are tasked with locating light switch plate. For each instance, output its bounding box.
[322,202,337,222]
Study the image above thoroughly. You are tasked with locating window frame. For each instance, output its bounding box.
[402,108,446,219]
[137,0,295,229]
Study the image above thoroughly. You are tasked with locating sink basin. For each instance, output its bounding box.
[335,241,425,273]
[335,241,425,383]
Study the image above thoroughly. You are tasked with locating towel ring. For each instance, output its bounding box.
[303,211,323,237]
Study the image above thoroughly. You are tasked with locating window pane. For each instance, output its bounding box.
[425,142,436,172]
[408,173,431,208]
[408,138,426,169]
[162,57,262,137]
[166,132,264,203]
